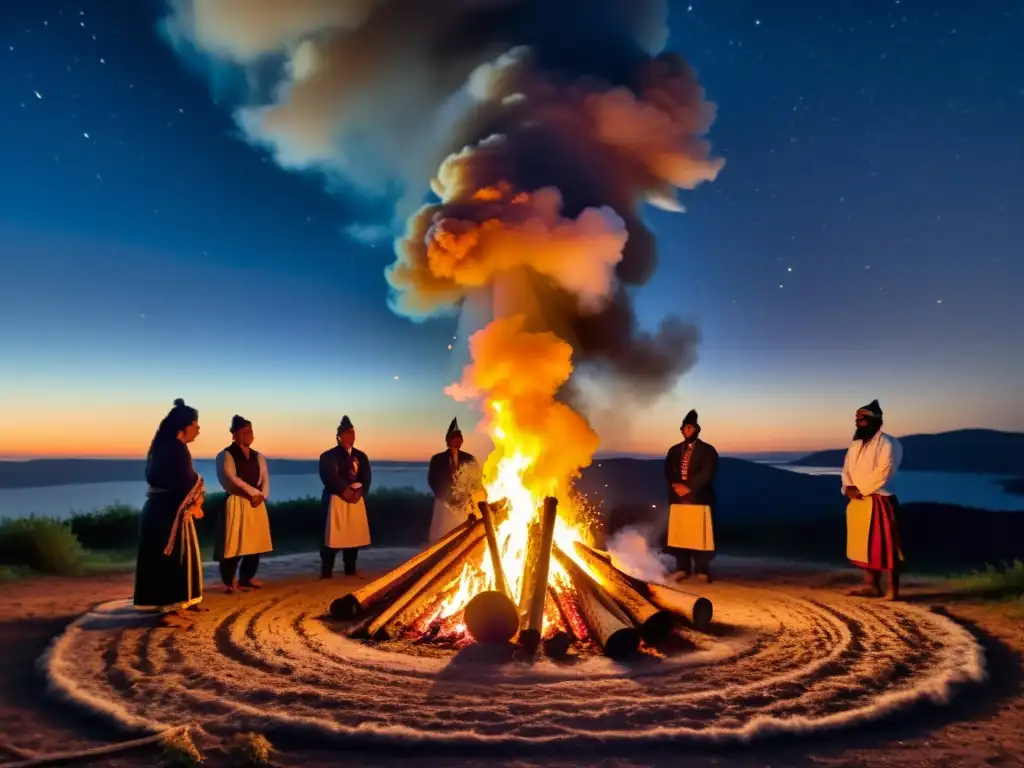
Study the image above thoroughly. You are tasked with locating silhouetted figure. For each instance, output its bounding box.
[427,418,479,543]
[319,415,372,578]
[664,409,719,583]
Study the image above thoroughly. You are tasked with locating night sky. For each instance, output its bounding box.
[1,0,1022,461]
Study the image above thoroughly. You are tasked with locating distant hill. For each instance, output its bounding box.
[0,458,423,489]
[790,429,1024,475]
[578,457,842,525]
[579,458,1024,568]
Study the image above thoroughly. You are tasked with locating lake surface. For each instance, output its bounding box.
[0,461,1020,520]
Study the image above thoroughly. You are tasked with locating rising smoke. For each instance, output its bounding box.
[162,0,723,398]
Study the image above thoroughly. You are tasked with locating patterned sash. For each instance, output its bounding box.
[680,442,695,481]
[162,475,205,557]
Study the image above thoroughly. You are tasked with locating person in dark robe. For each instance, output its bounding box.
[841,399,905,600]
[319,415,373,578]
[663,409,719,583]
[427,418,479,543]
[133,398,206,619]
[215,415,273,593]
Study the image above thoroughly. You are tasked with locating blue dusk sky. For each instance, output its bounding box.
[0,0,1021,461]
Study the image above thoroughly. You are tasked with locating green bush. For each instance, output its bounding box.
[956,560,1024,594]
[70,503,140,550]
[0,517,86,575]
[68,486,436,552]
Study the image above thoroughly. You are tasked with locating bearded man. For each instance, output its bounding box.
[664,409,719,583]
[841,399,905,600]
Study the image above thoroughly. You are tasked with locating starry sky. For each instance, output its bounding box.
[1,0,1022,461]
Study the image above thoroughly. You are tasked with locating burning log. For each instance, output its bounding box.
[574,542,714,632]
[553,547,639,659]
[329,515,478,620]
[569,541,673,645]
[541,588,574,658]
[385,537,488,638]
[364,523,486,641]
[476,500,512,600]
[517,496,559,653]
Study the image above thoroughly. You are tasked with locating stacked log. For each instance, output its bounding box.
[516,497,559,653]
[330,514,477,620]
[552,547,639,659]
[331,494,717,656]
[358,522,486,640]
[573,542,714,632]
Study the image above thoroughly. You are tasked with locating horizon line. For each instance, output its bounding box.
[0,449,813,463]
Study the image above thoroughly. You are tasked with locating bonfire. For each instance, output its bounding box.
[331,316,713,659]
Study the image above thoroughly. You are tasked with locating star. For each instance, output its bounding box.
[33,90,42,99]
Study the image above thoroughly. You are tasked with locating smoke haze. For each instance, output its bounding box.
[162,0,723,398]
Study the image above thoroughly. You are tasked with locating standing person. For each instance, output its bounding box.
[319,415,372,578]
[664,409,719,583]
[133,398,206,620]
[215,415,273,593]
[427,418,478,543]
[841,399,905,600]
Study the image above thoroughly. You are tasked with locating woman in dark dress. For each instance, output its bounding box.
[133,398,206,615]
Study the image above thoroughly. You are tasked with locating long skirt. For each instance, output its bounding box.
[133,497,203,612]
[428,498,469,544]
[847,494,904,572]
[323,495,371,550]
[214,494,273,560]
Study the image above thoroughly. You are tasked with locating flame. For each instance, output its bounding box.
[430,315,602,633]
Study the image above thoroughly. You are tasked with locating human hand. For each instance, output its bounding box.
[250,493,264,508]
[672,483,688,496]
[190,505,205,520]
[844,486,863,500]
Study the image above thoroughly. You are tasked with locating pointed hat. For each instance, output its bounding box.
[446,417,462,442]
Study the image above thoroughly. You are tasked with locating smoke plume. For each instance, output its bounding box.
[162,0,723,397]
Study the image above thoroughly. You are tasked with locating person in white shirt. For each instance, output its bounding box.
[215,415,273,592]
[841,400,904,600]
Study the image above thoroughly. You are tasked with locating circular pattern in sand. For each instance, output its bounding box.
[42,579,986,750]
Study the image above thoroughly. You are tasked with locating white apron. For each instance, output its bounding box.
[668,504,715,552]
[428,498,469,544]
[221,494,273,558]
[324,495,371,549]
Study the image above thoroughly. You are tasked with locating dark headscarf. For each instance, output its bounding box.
[337,415,354,434]
[445,417,462,444]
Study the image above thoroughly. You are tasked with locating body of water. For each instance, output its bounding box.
[784,465,1022,512]
[0,461,1020,520]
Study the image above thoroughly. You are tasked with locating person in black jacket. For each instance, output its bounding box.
[663,409,719,583]
[319,415,372,578]
[426,418,478,543]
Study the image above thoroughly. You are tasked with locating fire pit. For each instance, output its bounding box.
[330,495,714,659]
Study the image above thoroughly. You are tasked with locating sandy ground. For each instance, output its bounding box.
[0,552,1021,768]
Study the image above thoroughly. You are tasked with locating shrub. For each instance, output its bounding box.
[68,487,436,553]
[70,503,140,550]
[956,560,1024,594]
[0,517,86,575]
[228,733,273,766]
